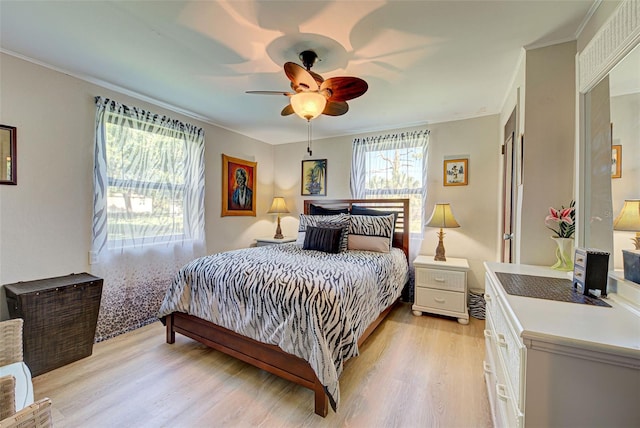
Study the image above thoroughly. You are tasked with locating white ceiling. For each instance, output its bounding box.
[1,0,600,144]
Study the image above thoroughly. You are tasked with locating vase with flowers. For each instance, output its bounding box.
[545,201,575,271]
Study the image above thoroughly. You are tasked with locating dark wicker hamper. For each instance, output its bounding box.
[4,273,103,377]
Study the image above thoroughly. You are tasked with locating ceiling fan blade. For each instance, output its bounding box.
[284,62,318,92]
[309,70,324,85]
[246,90,292,96]
[321,77,368,102]
[322,101,349,116]
[281,104,294,116]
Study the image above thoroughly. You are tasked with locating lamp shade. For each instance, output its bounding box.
[613,199,640,231]
[267,197,290,214]
[290,92,326,120]
[426,203,460,229]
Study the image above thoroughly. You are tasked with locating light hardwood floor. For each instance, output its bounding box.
[33,303,492,427]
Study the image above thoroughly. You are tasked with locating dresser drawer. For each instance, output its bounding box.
[574,249,587,268]
[415,268,466,292]
[415,288,465,313]
[485,276,525,411]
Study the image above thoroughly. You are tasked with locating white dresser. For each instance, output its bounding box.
[412,256,469,324]
[483,262,640,428]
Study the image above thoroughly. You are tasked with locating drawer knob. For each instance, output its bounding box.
[434,277,446,282]
[434,297,446,303]
[483,329,493,339]
[483,361,493,374]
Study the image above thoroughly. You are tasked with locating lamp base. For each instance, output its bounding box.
[434,229,446,261]
[273,215,284,240]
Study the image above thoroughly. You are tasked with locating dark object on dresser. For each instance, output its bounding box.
[4,273,103,376]
[572,248,609,297]
[622,250,640,284]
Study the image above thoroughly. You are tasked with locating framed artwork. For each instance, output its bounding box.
[301,159,327,196]
[611,144,622,179]
[0,124,17,185]
[443,158,468,186]
[221,154,257,216]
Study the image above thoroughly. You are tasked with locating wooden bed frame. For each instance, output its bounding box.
[165,198,409,416]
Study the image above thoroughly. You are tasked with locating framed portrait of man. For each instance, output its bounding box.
[222,154,257,216]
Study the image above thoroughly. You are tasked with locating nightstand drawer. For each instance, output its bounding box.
[415,288,465,313]
[416,268,466,292]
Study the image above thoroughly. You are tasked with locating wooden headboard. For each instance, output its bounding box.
[303,198,410,259]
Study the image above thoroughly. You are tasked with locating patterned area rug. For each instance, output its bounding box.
[495,272,611,307]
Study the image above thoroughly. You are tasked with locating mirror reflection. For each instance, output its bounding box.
[584,41,640,269]
[0,125,17,185]
[609,43,640,269]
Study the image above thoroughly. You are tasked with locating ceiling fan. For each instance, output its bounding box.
[246,50,368,121]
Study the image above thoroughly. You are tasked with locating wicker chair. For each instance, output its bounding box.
[0,319,34,411]
[0,398,52,428]
[0,376,16,420]
[0,319,23,367]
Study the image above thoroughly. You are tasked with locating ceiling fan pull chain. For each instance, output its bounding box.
[307,120,313,156]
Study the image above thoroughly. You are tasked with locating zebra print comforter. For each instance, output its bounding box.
[157,243,408,410]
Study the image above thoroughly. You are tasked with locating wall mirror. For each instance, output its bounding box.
[0,124,17,185]
[581,30,639,269]
[609,44,640,269]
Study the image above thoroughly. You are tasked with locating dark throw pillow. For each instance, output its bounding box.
[303,226,342,254]
[309,204,349,215]
[317,219,349,252]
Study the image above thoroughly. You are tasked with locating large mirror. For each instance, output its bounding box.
[609,44,640,269]
[582,40,639,270]
[0,125,17,185]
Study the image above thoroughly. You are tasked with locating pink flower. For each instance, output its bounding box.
[546,207,574,225]
[545,201,576,238]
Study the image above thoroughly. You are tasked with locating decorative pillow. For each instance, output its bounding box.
[303,226,342,254]
[297,213,350,250]
[317,219,349,252]
[309,204,349,216]
[351,205,399,227]
[348,214,395,253]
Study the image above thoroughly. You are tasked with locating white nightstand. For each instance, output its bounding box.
[255,237,296,247]
[412,255,470,324]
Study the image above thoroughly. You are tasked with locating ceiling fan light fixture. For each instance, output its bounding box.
[290,92,326,121]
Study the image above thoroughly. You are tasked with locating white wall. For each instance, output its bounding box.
[0,53,276,320]
[611,92,640,268]
[519,41,577,266]
[273,116,501,292]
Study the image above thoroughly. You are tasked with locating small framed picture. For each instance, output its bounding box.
[611,144,622,179]
[443,158,468,186]
[301,159,327,196]
[222,154,257,216]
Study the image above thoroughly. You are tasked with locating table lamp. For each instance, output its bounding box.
[267,197,290,239]
[613,199,640,249]
[425,203,460,261]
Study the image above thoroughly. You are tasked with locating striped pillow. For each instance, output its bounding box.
[348,214,395,253]
[303,226,342,253]
[297,213,350,252]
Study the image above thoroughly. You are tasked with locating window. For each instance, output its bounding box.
[104,119,187,246]
[351,131,429,235]
[93,97,205,252]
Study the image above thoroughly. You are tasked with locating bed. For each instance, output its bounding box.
[158,198,409,416]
